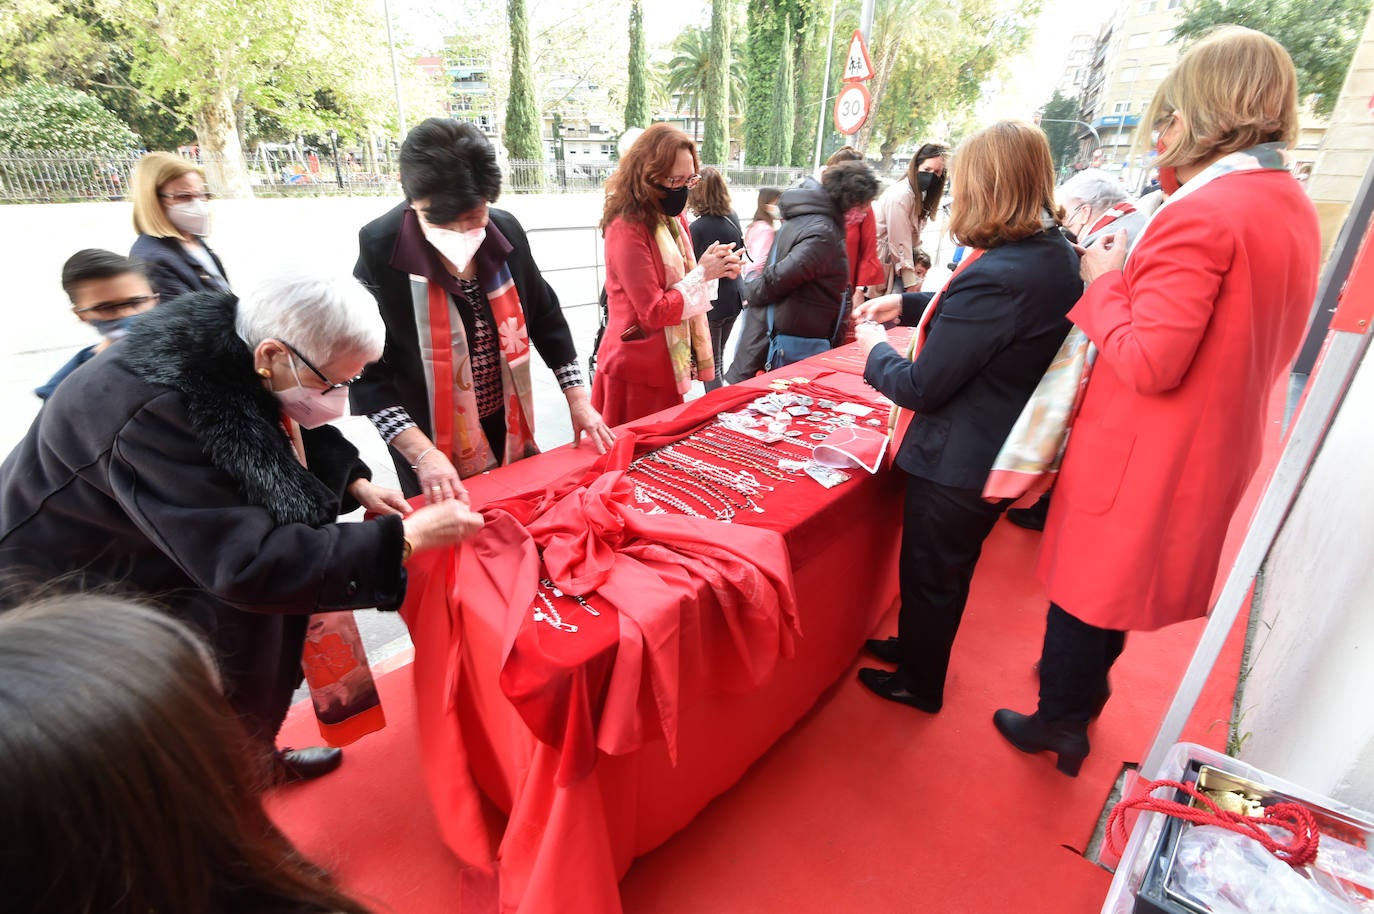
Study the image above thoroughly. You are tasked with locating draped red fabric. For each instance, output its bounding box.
[399,360,901,914]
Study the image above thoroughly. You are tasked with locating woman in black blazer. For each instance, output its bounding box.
[851,121,1083,714]
[129,152,232,300]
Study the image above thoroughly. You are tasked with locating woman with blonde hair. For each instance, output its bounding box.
[852,121,1082,718]
[994,27,1320,776]
[130,151,231,300]
[590,123,743,425]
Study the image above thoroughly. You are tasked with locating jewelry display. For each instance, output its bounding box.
[533,587,579,633]
[629,460,736,521]
[541,577,601,617]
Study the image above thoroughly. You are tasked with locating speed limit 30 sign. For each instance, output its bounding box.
[833,83,871,136]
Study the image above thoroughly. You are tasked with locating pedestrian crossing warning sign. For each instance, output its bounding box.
[843,30,874,82]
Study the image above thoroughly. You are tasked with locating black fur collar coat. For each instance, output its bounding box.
[0,291,405,743]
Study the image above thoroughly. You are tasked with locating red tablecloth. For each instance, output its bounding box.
[400,345,905,914]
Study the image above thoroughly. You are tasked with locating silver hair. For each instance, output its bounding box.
[234,269,384,364]
[1058,169,1129,211]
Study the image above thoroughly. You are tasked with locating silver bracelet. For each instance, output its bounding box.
[409,446,438,470]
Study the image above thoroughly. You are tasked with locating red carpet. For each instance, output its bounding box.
[267,511,1246,914]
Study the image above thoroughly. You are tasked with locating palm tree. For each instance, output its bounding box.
[665,26,747,143]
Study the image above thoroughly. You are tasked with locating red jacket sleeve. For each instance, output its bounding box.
[1070,202,1230,396]
[855,208,885,287]
[604,218,686,333]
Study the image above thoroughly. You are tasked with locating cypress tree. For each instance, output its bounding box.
[504,0,544,189]
[625,0,650,129]
[767,12,795,167]
[700,0,730,164]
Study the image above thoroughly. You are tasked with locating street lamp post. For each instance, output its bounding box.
[327,129,344,190]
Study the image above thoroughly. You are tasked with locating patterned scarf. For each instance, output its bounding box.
[982,144,1293,503]
[654,216,716,394]
[412,264,538,478]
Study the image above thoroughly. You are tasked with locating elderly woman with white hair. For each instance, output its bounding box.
[0,271,484,782]
[1058,168,1149,250]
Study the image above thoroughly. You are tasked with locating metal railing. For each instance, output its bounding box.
[1,149,816,203]
[524,224,603,308]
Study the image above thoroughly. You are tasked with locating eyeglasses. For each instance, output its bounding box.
[660,174,700,190]
[280,340,363,393]
[73,293,159,316]
[159,191,215,204]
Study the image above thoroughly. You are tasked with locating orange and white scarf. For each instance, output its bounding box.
[654,216,716,394]
[412,266,538,478]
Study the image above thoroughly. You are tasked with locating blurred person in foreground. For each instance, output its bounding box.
[591,123,743,424]
[130,151,232,299]
[35,249,158,400]
[353,119,613,502]
[0,595,374,914]
[686,167,745,392]
[0,270,484,781]
[874,143,948,293]
[853,121,1082,719]
[726,161,877,378]
[994,27,1321,776]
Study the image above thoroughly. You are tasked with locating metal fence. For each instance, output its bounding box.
[0,149,814,203]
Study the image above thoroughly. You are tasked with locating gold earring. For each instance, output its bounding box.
[257,367,272,378]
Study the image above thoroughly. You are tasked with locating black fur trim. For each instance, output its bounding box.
[122,292,345,527]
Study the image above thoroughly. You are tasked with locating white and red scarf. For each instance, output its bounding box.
[411,265,538,478]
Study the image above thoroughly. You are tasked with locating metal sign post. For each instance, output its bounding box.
[1138,159,1374,777]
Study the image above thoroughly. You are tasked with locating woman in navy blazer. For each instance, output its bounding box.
[851,121,1083,715]
[129,152,232,301]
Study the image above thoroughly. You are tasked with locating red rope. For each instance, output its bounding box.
[1105,777,1321,867]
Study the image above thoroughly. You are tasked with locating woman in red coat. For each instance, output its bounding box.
[994,27,1321,775]
[591,124,743,426]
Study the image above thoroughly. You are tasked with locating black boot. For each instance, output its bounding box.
[274,746,343,783]
[992,709,1089,776]
[1006,493,1051,531]
[863,636,901,665]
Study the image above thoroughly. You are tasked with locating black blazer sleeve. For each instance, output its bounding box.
[350,225,414,423]
[492,211,579,372]
[899,291,935,326]
[863,271,1016,413]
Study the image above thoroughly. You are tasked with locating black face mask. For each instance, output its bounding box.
[916,171,937,193]
[656,184,690,217]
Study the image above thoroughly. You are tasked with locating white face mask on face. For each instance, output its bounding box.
[167,199,211,237]
[273,359,351,429]
[422,223,486,273]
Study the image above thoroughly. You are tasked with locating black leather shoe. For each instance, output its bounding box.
[857,667,942,713]
[992,709,1089,776]
[1005,507,1046,531]
[275,746,343,783]
[863,636,902,665]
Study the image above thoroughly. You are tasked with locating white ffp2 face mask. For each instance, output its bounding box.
[167,199,211,237]
[422,224,486,273]
[273,360,350,429]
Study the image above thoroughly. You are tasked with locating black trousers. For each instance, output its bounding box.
[1037,602,1126,723]
[896,473,1010,703]
[704,314,738,392]
[725,307,769,383]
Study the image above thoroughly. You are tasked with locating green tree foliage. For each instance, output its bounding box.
[1039,90,1082,172]
[0,0,189,149]
[1173,0,1371,116]
[856,0,1037,169]
[769,12,797,166]
[505,0,545,188]
[1,0,397,196]
[665,26,746,145]
[701,0,731,164]
[744,0,811,165]
[625,0,650,129]
[0,82,140,151]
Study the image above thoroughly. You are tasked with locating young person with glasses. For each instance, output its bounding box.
[130,151,232,301]
[35,249,159,400]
